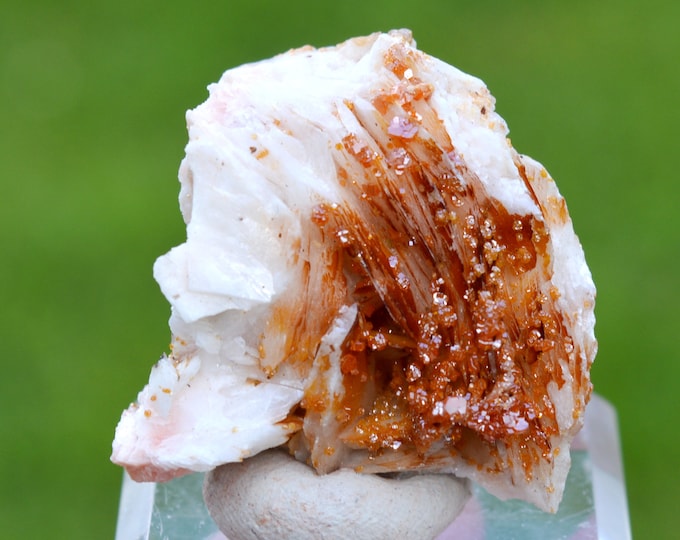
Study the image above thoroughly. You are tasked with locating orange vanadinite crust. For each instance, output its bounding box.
[276,41,587,482]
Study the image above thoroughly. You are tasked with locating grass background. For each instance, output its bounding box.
[1,0,677,537]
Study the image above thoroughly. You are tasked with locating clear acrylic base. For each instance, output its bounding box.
[115,394,631,540]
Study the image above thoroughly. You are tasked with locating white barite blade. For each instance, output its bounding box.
[112,30,596,512]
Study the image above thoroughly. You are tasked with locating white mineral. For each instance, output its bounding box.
[112,29,596,514]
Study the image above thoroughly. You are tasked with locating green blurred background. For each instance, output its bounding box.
[1,0,677,537]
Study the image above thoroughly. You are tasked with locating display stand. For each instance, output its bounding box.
[115,394,631,540]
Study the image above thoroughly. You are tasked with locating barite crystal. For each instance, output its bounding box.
[112,29,596,513]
